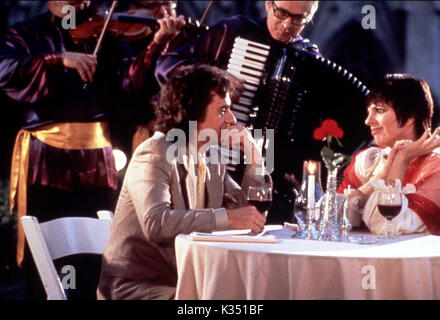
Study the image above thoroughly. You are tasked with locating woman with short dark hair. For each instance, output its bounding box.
[338,74,440,235]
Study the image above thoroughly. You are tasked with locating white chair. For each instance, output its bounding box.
[20,215,112,300]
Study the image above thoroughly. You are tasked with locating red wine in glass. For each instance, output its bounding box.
[377,204,402,220]
[248,199,272,216]
[247,187,272,217]
[377,189,402,238]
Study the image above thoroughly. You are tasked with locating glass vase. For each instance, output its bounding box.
[318,166,341,241]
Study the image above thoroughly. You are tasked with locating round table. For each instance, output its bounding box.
[174,226,440,299]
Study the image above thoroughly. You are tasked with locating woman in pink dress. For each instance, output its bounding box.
[338,74,440,236]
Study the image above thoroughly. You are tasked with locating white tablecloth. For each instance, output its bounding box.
[174,226,440,300]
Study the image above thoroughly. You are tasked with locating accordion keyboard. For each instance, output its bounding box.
[226,37,270,128]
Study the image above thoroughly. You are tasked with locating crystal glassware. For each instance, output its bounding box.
[318,165,341,241]
[247,186,272,218]
[377,188,402,239]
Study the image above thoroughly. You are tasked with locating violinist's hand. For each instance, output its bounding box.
[61,52,97,83]
[154,15,185,47]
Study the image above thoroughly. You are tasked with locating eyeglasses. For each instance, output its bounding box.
[271,1,311,26]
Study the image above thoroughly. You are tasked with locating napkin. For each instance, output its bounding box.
[189,232,277,243]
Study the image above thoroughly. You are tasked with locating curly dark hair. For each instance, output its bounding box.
[367,73,434,138]
[154,64,233,135]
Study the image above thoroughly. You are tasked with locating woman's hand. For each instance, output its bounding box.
[371,142,403,181]
[392,127,440,165]
[384,127,440,181]
[356,128,440,204]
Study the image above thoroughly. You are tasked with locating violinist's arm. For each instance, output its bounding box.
[155,19,228,86]
[123,39,165,93]
[0,26,97,102]
[124,16,185,93]
[0,28,58,103]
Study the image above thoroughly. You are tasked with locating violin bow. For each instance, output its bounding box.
[83,0,118,89]
[92,0,119,58]
[199,0,215,26]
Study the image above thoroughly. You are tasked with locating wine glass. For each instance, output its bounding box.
[247,186,272,218]
[377,189,402,239]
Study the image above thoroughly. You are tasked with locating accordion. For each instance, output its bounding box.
[227,36,368,135]
[224,37,370,179]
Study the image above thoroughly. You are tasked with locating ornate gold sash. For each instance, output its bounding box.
[10,122,111,266]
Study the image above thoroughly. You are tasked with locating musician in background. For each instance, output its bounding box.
[155,1,322,224]
[0,0,183,299]
[156,1,320,81]
[113,0,185,154]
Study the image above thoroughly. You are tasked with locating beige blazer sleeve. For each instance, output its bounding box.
[126,137,226,244]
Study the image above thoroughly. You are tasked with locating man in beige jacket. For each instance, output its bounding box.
[98,64,272,300]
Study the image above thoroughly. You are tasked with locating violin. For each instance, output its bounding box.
[72,0,213,91]
[117,13,209,44]
[69,3,209,45]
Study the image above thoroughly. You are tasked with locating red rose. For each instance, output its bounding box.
[313,127,326,140]
[313,119,344,140]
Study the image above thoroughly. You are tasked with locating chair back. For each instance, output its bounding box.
[21,216,111,300]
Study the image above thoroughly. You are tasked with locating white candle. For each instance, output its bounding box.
[307,161,316,208]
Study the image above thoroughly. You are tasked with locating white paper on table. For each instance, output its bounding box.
[212,229,251,235]
[189,232,277,243]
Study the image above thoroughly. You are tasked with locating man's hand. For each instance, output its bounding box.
[221,125,263,165]
[61,52,97,83]
[153,15,185,47]
[227,206,266,233]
